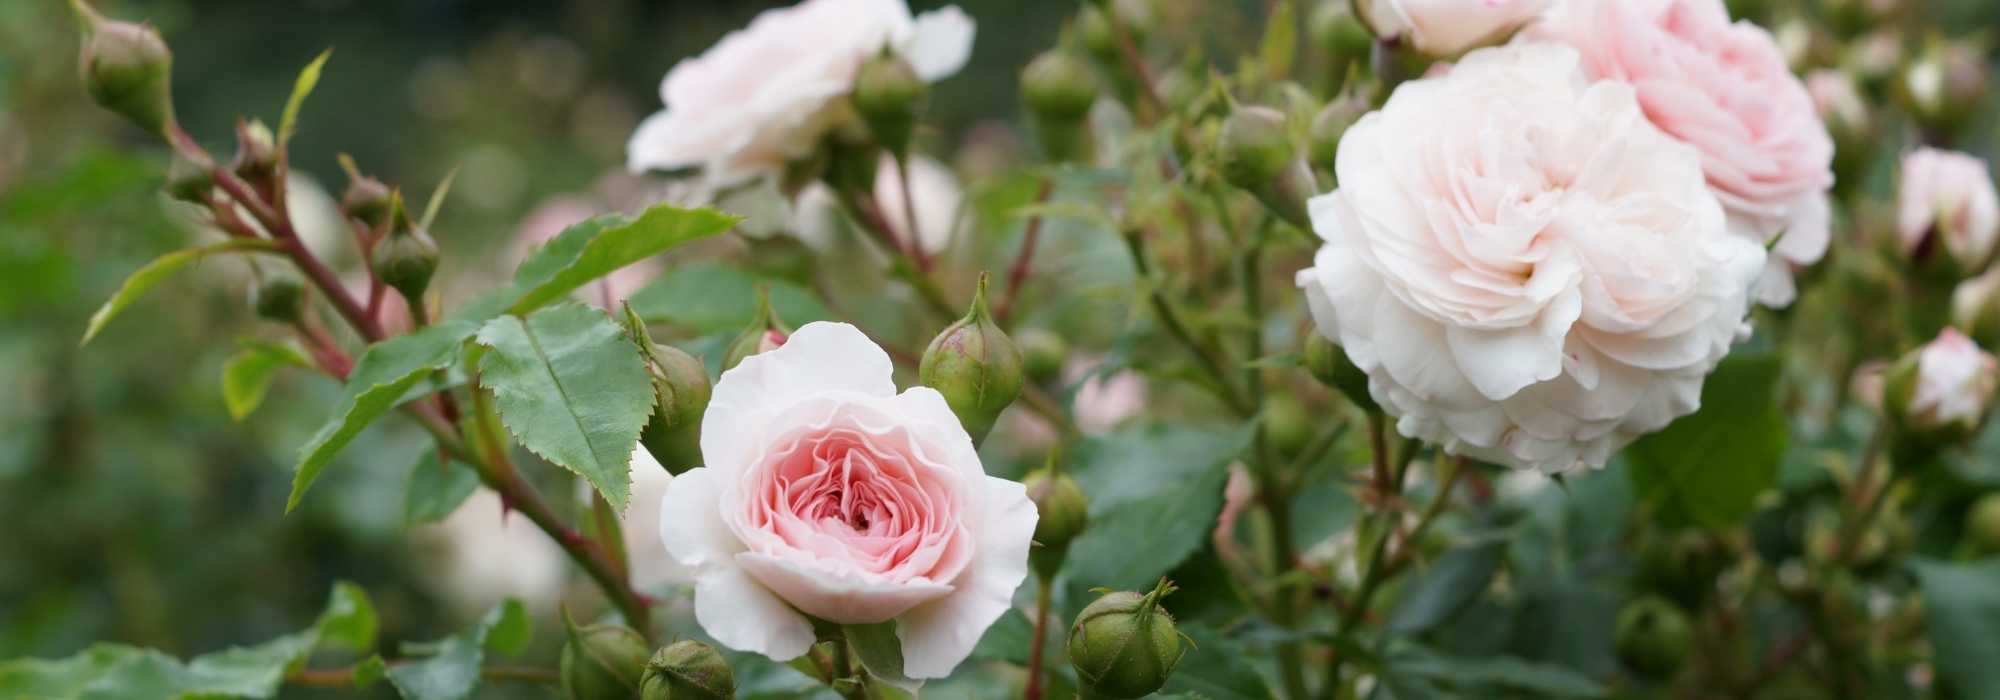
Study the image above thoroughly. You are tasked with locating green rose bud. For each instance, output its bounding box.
[1016,327,1069,384]
[164,155,213,204]
[251,275,307,325]
[723,287,793,373]
[342,174,394,229]
[822,113,880,197]
[1219,105,1314,228]
[232,119,277,185]
[560,616,650,700]
[1614,596,1691,680]
[1303,332,1376,413]
[1022,50,1100,163]
[853,50,926,158]
[1077,0,1151,65]
[1635,530,1729,608]
[1068,579,1185,699]
[1308,91,1367,174]
[1262,393,1313,459]
[639,341,711,476]
[372,224,440,303]
[638,640,734,700]
[71,0,176,139]
[1308,0,1373,86]
[1967,492,2000,555]
[1024,465,1089,579]
[920,274,1024,444]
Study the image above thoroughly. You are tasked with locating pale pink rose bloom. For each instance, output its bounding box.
[1295,44,1765,472]
[658,322,1037,678]
[1897,148,2000,268]
[1524,0,1835,308]
[627,0,975,185]
[875,154,965,255]
[1906,329,1999,430]
[1359,0,1552,56]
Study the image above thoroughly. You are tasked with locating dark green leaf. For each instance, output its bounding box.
[287,320,478,512]
[475,304,653,510]
[221,340,312,421]
[81,239,279,346]
[504,205,740,315]
[403,451,480,526]
[1627,354,1787,528]
[1914,558,2000,697]
[1064,423,1250,607]
[1383,645,1606,698]
[385,600,527,700]
[1385,543,1505,634]
[1162,625,1276,700]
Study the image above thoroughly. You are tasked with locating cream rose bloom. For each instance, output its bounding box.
[626,0,975,185]
[1524,0,1834,308]
[1358,0,1551,56]
[1897,148,2000,269]
[1295,43,1766,472]
[658,322,1037,678]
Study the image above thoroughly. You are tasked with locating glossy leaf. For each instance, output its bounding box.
[476,303,652,510]
[1627,354,1786,528]
[1064,423,1251,610]
[81,238,278,346]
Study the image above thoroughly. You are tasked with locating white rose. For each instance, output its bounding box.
[658,322,1037,678]
[1358,0,1551,56]
[627,0,975,185]
[1897,148,2000,270]
[791,153,965,255]
[1294,44,1765,472]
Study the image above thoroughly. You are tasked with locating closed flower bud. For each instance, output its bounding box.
[1883,329,1999,448]
[1966,492,2000,555]
[71,0,176,139]
[1068,579,1185,699]
[372,226,440,303]
[1017,327,1069,384]
[920,275,1024,444]
[1899,38,1989,136]
[342,175,394,229]
[723,288,792,372]
[822,114,880,197]
[1077,1,1151,64]
[1022,50,1100,163]
[1219,106,1314,228]
[1614,596,1691,679]
[638,640,734,700]
[1308,92,1366,174]
[639,342,711,476]
[1635,531,1728,608]
[1303,332,1377,413]
[853,51,926,157]
[1263,394,1313,459]
[1023,465,1089,579]
[232,119,277,185]
[560,616,650,700]
[251,275,306,324]
[164,155,213,203]
[1897,148,2000,276]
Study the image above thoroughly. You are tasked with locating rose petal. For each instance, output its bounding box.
[896,475,1038,679]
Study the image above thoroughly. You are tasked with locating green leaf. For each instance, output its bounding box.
[288,320,478,512]
[1162,625,1276,700]
[1064,423,1251,610]
[1385,543,1505,634]
[627,262,832,334]
[504,204,740,315]
[385,600,528,700]
[1626,354,1787,528]
[476,304,653,509]
[1914,558,2000,697]
[0,582,377,700]
[351,656,389,689]
[278,50,330,147]
[418,166,459,231]
[404,450,480,525]
[844,622,921,694]
[1257,0,1298,81]
[1381,644,1606,698]
[81,238,278,346]
[221,340,312,421]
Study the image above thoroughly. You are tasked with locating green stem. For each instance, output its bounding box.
[1121,228,1252,416]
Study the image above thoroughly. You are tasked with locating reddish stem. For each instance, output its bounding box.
[996,176,1055,324]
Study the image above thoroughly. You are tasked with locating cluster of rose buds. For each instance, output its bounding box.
[559,613,734,700]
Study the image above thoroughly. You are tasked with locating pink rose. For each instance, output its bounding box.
[627,0,975,185]
[1898,148,2000,269]
[658,322,1037,678]
[1358,0,1552,56]
[1524,0,1835,308]
[1295,44,1764,471]
[1889,329,1999,437]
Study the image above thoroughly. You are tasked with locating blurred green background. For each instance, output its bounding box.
[3,0,1999,695]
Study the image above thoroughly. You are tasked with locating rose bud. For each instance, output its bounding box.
[1354,0,1551,57]
[1016,327,1069,384]
[342,174,394,229]
[1023,464,1089,579]
[251,275,307,325]
[1952,267,2000,348]
[1966,492,2000,555]
[1900,38,1989,137]
[371,211,441,303]
[639,640,734,700]
[1307,91,1366,177]
[164,155,213,204]
[1021,49,1100,163]
[1077,0,1152,65]
[1218,105,1314,229]
[559,615,650,700]
[70,0,177,139]
[920,274,1024,444]
[1263,393,1314,459]
[1882,328,1999,448]
[722,287,792,372]
[853,50,926,157]
[1308,0,1373,87]
[1302,332,1376,413]
[1614,596,1691,679]
[821,115,881,198]
[1068,579,1186,699]
[232,119,277,186]
[625,306,712,475]
[1898,148,2000,276]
